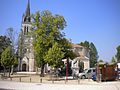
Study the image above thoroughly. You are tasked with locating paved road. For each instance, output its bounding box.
[0,80,120,90]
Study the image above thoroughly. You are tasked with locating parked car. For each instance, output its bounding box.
[78,68,96,79]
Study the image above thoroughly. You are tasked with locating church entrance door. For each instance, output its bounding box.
[22,63,26,71]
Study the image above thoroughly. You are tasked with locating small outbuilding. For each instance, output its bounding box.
[96,62,117,81]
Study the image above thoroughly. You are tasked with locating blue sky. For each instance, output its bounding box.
[0,0,120,62]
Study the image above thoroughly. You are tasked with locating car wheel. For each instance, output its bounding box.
[81,75,86,79]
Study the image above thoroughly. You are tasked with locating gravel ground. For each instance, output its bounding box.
[0,80,120,90]
[0,74,120,90]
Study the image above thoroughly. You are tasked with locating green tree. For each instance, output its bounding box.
[59,38,77,60]
[116,45,120,62]
[79,41,89,50]
[44,42,64,68]
[0,36,11,56]
[6,28,18,74]
[89,42,98,67]
[111,57,116,63]
[0,36,11,70]
[79,41,98,67]
[1,47,16,77]
[57,38,77,75]
[32,10,67,76]
[98,59,104,62]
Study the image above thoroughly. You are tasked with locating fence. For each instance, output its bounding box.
[0,74,96,85]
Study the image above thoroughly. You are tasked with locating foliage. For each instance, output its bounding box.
[98,59,104,62]
[1,47,15,69]
[116,45,120,62]
[6,28,15,46]
[6,27,18,74]
[0,36,11,57]
[44,42,64,68]
[79,41,98,67]
[32,10,76,76]
[79,41,89,49]
[32,10,66,76]
[89,42,98,67]
[18,31,25,59]
[59,38,77,59]
[111,57,116,63]
[0,36,11,70]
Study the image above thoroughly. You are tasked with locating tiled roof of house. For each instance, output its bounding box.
[71,44,83,48]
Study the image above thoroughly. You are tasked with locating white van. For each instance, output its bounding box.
[78,68,96,79]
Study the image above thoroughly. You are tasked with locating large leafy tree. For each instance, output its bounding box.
[32,10,67,76]
[79,41,98,67]
[116,45,120,62]
[1,47,17,77]
[0,36,11,56]
[0,36,11,70]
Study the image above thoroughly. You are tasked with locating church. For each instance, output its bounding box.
[18,0,35,72]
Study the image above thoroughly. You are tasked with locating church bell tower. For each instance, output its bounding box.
[18,0,35,72]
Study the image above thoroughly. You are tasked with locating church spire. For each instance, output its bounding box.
[25,0,30,17]
[22,0,31,23]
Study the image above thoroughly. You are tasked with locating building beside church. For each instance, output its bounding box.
[71,44,90,74]
[18,0,35,72]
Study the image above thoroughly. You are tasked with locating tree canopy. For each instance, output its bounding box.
[111,57,116,63]
[0,36,11,57]
[116,45,120,62]
[79,41,98,67]
[1,47,14,69]
[0,36,12,70]
[44,42,64,68]
[89,42,98,67]
[98,59,104,62]
[32,10,76,76]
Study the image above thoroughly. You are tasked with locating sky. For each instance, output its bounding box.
[0,0,120,62]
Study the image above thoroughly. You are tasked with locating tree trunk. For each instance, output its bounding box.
[11,65,13,75]
[40,63,45,77]
[3,67,6,76]
[8,67,11,77]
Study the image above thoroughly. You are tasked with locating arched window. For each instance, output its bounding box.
[24,26,26,35]
[79,47,83,51]
[78,61,84,73]
[27,27,28,34]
